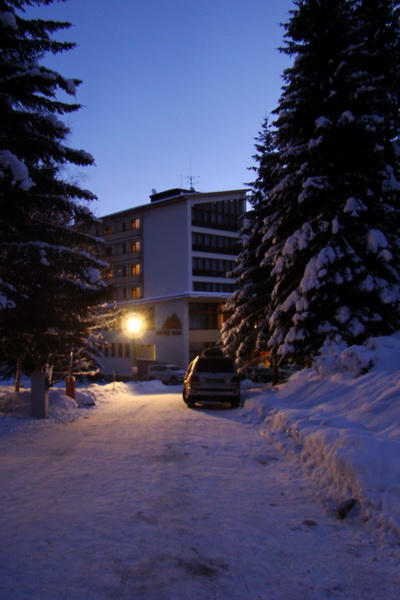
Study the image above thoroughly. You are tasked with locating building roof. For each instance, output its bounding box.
[101,188,249,220]
[149,188,196,202]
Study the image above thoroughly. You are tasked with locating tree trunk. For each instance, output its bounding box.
[14,357,22,392]
[271,359,279,386]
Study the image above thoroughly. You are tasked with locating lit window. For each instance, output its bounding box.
[131,240,141,253]
[131,217,140,230]
[104,225,112,235]
[132,286,142,299]
[131,263,141,276]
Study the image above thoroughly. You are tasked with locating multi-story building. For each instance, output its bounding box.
[99,187,247,379]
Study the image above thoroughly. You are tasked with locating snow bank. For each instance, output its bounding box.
[241,334,400,545]
[0,378,175,437]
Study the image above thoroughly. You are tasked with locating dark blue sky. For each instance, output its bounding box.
[29,0,293,215]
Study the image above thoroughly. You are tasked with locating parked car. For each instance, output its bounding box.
[279,364,299,381]
[147,364,185,385]
[182,349,241,408]
[246,366,273,384]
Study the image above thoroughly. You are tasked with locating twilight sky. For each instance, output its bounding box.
[28,0,294,216]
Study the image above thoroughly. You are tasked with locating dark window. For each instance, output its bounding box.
[192,232,239,255]
[192,257,235,277]
[189,303,223,330]
[195,358,235,373]
[192,199,244,231]
[193,282,235,293]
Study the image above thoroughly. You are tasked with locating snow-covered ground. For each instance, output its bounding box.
[1,334,400,598]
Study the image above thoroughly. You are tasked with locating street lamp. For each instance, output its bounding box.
[123,313,146,381]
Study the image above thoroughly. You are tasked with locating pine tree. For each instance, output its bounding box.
[0,0,111,380]
[221,119,277,369]
[260,0,400,368]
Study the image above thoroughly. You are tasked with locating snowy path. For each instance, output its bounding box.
[0,386,398,599]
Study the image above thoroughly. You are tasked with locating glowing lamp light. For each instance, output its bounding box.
[124,314,145,336]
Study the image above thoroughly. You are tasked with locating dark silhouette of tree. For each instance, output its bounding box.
[0,0,112,384]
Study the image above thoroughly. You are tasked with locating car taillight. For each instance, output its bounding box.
[231,376,240,385]
[189,374,200,383]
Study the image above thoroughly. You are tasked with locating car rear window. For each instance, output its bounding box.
[195,358,235,373]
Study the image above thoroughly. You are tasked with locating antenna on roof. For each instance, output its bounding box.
[187,155,199,191]
[186,174,199,192]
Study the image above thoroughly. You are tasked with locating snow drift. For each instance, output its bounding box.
[242,333,400,545]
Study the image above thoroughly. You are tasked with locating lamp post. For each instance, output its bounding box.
[123,313,145,381]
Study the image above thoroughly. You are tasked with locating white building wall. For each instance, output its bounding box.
[142,201,191,298]
[148,298,188,368]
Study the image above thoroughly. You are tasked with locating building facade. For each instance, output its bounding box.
[99,188,247,379]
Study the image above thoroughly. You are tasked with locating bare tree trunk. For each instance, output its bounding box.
[14,357,22,392]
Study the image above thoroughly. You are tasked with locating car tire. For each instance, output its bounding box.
[170,376,178,385]
[183,391,195,408]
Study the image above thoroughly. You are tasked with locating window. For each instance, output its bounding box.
[104,225,112,236]
[193,282,235,293]
[131,217,140,230]
[131,263,141,276]
[131,240,141,253]
[124,343,130,358]
[132,286,142,299]
[189,303,224,330]
[192,232,239,255]
[146,307,155,330]
[105,246,112,257]
[191,199,244,231]
[192,257,235,277]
